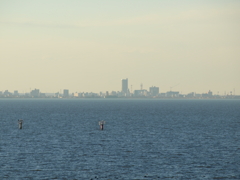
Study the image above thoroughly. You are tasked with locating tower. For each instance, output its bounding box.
[121,78,128,94]
[63,89,69,97]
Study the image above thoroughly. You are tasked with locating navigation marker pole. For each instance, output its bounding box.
[99,120,105,130]
[18,119,24,129]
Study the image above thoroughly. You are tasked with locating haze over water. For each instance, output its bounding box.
[0,0,240,94]
[0,99,239,179]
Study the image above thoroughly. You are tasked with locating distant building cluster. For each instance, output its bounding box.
[0,79,239,99]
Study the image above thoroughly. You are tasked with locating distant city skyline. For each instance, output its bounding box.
[0,88,237,96]
[0,78,238,96]
[1,1,239,94]
[1,86,239,99]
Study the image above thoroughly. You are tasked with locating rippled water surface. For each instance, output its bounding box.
[0,99,240,179]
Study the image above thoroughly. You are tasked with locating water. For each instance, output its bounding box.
[0,99,239,179]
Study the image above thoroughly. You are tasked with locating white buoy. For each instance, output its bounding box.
[18,119,23,129]
[99,120,105,130]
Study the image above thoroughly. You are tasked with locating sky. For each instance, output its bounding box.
[0,0,240,95]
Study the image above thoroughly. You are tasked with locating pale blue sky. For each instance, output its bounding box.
[0,0,239,94]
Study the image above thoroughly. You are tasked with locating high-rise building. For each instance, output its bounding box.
[121,78,128,94]
[149,86,159,96]
[31,89,40,97]
[208,90,213,97]
[14,90,19,96]
[63,89,69,97]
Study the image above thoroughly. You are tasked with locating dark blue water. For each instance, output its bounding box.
[0,99,239,179]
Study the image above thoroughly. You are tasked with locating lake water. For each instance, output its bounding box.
[0,99,239,179]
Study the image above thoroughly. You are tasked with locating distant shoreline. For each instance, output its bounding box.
[0,96,239,100]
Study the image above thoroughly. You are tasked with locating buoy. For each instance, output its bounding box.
[18,119,23,129]
[99,120,105,130]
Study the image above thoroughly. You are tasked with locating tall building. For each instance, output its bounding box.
[30,89,40,97]
[14,90,19,96]
[63,89,69,97]
[208,90,213,97]
[121,78,128,94]
[149,86,159,96]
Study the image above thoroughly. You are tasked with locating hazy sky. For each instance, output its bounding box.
[0,0,239,95]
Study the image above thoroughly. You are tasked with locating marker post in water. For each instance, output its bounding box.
[18,119,23,129]
[99,120,105,130]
